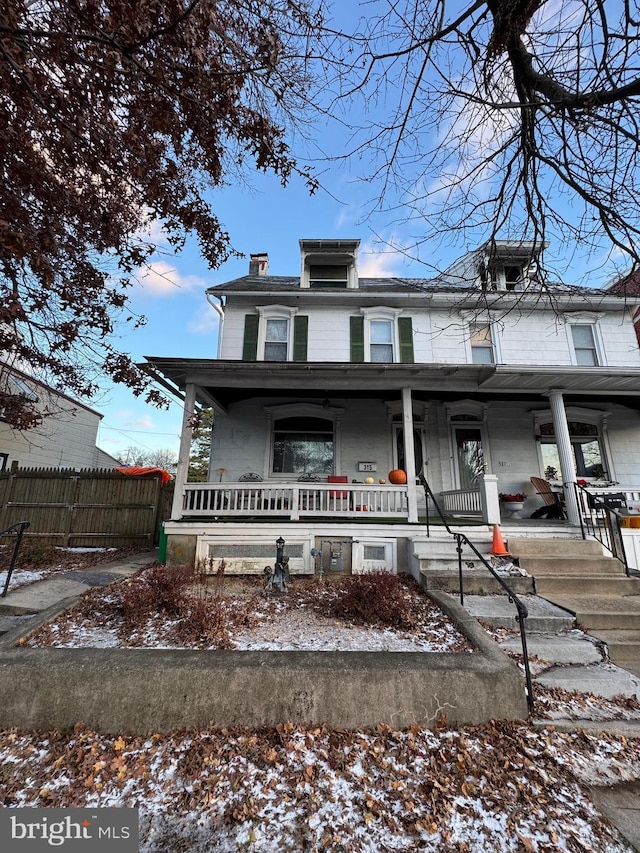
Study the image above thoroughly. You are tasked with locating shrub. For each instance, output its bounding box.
[117,564,197,628]
[324,571,417,630]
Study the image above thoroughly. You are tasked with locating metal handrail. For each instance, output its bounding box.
[575,483,629,574]
[418,474,535,716]
[0,520,30,597]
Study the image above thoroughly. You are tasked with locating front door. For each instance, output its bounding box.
[454,426,485,488]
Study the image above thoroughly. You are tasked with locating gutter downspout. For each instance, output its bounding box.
[206,292,225,359]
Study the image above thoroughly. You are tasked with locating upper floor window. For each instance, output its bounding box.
[242,307,308,362]
[370,320,394,362]
[350,310,414,363]
[570,324,599,366]
[264,318,289,361]
[470,323,494,364]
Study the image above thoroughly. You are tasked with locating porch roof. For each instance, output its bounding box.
[144,357,640,411]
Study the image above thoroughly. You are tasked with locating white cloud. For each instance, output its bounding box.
[358,240,406,278]
[134,260,205,297]
[126,415,156,429]
[188,309,219,335]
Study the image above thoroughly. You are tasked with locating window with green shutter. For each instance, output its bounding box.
[293,316,308,362]
[242,314,259,361]
[398,316,414,363]
[350,316,365,362]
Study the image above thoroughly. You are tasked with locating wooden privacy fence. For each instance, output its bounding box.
[0,466,174,547]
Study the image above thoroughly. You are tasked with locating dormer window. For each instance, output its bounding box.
[489,263,525,291]
[300,239,359,289]
[504,265,523,290]
[309,264,348,288]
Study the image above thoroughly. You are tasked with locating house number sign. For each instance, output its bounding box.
[358,462,377,472]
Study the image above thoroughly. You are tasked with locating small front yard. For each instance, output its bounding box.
[23,565,474,654]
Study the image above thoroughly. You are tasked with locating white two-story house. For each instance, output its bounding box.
[147,239,640,574]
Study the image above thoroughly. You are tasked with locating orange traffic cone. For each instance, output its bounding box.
[491,524,511,556]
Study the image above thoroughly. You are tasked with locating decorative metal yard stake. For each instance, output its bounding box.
[262,536,290,595]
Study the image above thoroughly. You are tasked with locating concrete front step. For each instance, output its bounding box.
[542,594,640,631]
[535,576,640,596]
[594,630,640,662]
[508,536,604,557]
[422,571,534,596]
[461,594,575,632]
[517,556,626,576]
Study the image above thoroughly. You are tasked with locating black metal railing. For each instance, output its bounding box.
[418,474,535,716]
[574,483,629,574]
[0,521,30,597]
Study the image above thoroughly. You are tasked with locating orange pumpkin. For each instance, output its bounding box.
[388,469,407,485]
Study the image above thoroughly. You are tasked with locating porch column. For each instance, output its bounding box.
[548,389,580,525]
[401,387,419,523]
[171,382,197,519]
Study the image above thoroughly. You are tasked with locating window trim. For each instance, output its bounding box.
[459,312,502,363]
[360,307,403,363]
[263,403,344,479]
[469,322,495,364]
[565,314,606,367]
[532,406,614,481]
[256,306,298,362]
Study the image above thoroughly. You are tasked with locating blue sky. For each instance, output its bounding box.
[94,167,431,460]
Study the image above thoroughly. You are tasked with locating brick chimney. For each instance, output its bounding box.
[249,253,269,276]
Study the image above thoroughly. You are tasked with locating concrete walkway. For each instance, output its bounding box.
[0,550,157,625]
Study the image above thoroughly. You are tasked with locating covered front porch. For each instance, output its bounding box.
[146,357,640,568]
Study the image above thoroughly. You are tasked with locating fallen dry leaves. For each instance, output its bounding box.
[0,720,638,851]
[25,570,473,653]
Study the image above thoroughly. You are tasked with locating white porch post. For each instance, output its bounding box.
[548,389,580,525]
[171,382,197,519]
[481,473,501,525]
[401,387,419,522]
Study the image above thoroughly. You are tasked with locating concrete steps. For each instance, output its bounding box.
[594,630,640,665]
[508,536,640,670]
[535,576,640,596]
[522,557,626,576]
[461,594,575,632]
[424,571,534,595]
[546,595,640,631]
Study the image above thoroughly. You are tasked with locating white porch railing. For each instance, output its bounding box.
[439,488,482,515]
[181,482,409,520]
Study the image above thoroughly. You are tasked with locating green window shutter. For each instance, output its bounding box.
[398,316,414,363]
[242,314,259,361]
[350,316,365,363]
[293,315,308,362]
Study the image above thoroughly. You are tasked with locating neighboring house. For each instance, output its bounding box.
[147,239,640,574]
[0,363,119,471]
[604,267,640,347]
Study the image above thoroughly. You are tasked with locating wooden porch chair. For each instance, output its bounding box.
[530,477,566,519]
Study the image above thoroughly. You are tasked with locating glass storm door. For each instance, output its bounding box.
[454,427,485,488]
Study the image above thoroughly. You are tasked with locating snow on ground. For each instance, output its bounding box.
[24,572,474,653]
[2,560,640,850]
[0,721,638,852]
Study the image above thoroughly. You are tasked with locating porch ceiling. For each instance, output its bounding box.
[144,357,640,410]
